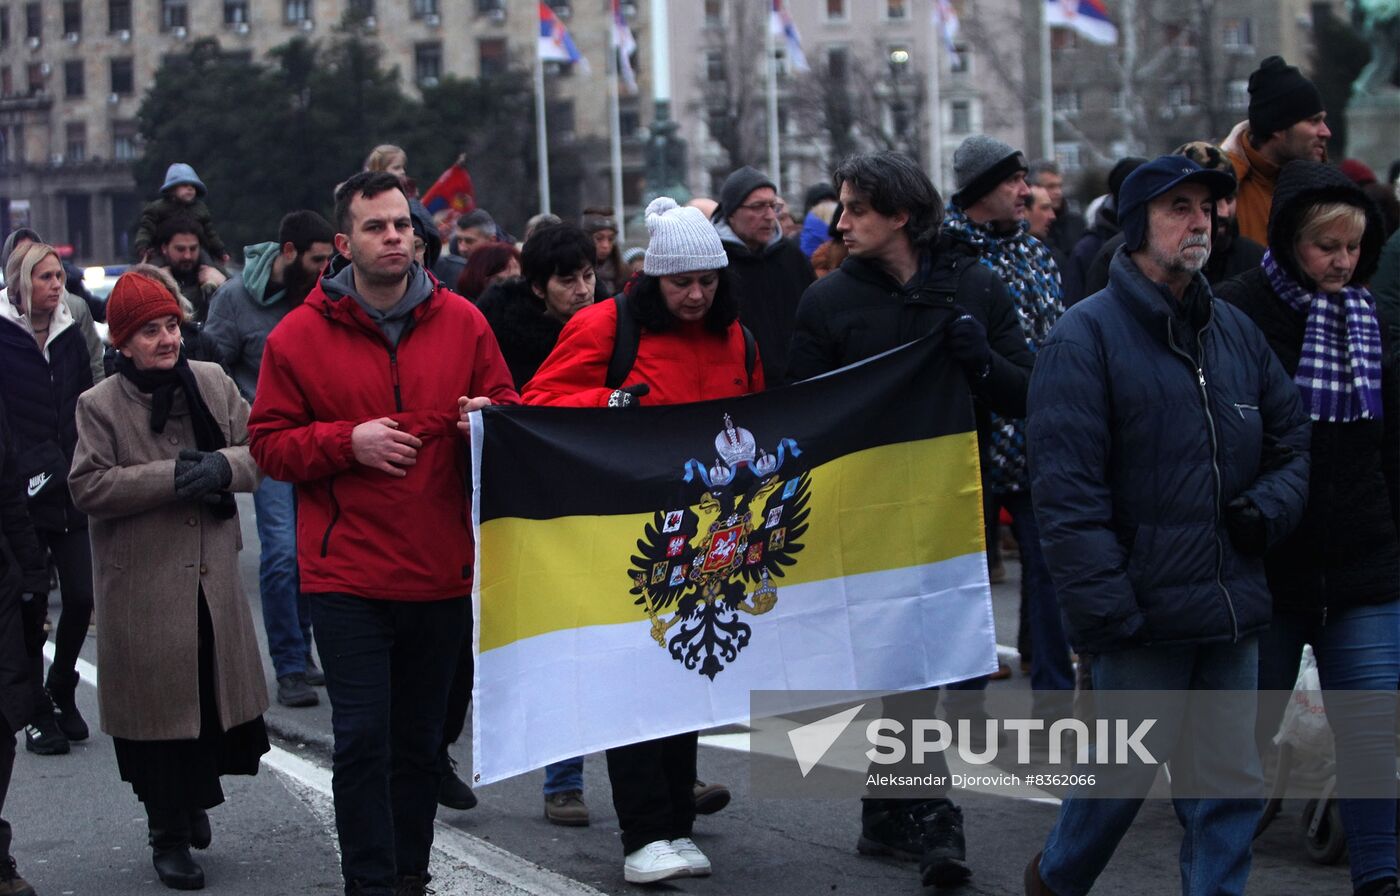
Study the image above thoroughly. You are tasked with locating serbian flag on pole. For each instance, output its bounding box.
[468,335,996,785]
[936,0,962,68]
[612,0,637,93]
[769,1,810,73]
[539,2,591,73]
[1045,0,1119,45]
[420,159,475,217]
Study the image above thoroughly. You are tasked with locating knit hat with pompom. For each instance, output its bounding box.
[642,197,728,276]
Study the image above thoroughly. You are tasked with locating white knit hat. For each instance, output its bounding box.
[642,197,728,276]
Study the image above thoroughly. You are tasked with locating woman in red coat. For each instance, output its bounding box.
[524,197,762,884]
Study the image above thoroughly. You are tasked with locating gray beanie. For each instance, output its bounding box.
[643,197,728,276]
[161,162,207,197]
[951,136,1028,209]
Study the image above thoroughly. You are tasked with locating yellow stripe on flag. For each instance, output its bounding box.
[477,431,983,651]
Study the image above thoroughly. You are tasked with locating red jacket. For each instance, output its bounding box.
[522,300,764,407]
[248,272,519,600]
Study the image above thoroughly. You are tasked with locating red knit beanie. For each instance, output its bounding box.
[107,272,183,348]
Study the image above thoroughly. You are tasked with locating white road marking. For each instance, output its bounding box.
[51,645,608,895]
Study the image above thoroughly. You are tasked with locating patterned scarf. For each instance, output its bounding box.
[1262,249,1383,423]
[942,208,1064,493]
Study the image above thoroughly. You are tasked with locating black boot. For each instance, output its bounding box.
[917,802,971,888]
[147,806,205,890]
[1355,878,1399,896]
[0,856,36,896]
[188,809,211,850]
[46,667,89,742]
[437,749,477,811]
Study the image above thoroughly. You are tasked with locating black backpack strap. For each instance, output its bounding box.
[741,324,757,382]
[606,293,641,389]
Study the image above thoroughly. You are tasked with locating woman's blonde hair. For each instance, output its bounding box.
[1296,202,1366,251]
[4,242,62,318]
[364,144,406,172]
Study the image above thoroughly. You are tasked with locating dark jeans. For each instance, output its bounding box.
[606,732,697,854]
[993,491,1074,694]
[35,528,93,688]
[0,729,12,859]
[309,593,469,895]
[1256,602,1400,890]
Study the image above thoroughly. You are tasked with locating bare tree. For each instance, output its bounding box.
[688,2,768,177]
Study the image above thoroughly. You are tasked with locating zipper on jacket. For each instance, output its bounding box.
[389,350,403,412]
[320,477,341,558]
[1232,402,1259,419]
[1169,323,1240,641]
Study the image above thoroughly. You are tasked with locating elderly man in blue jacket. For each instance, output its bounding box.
[1022,156,1310,896]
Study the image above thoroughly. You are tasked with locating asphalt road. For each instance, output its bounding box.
[8,496,1349,894]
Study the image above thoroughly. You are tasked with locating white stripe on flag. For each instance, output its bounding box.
[472,552,995,785]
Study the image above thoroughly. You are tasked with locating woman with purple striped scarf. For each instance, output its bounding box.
[1217,159,1399,896]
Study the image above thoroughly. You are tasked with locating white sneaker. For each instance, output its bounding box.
[623,839,691,884]
[669,837,712,876]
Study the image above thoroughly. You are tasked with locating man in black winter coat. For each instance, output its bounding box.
[711,166,814,386]
[787,151,1033,892]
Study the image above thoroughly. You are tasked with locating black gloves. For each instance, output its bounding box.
[1224,496,1268,556]
[607,383,650,409]
[174,449,232,500]
[947,312,991,380]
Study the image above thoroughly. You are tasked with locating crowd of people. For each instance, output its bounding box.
[0,51,1395,896]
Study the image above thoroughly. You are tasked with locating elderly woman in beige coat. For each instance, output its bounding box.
[69,271,268,892]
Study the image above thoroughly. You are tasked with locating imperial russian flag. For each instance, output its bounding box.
[1045,0,1119,45]
[539,1,590,73]
[468,335,996,785]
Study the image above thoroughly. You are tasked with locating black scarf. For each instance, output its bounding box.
[116,352,236,519]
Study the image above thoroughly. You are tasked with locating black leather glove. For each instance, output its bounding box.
[947,312,992,379]
[607,383,650,409]
[1224,496,1268,556]
[174,449,232,500]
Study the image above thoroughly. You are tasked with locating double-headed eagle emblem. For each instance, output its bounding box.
[628,415,810,679]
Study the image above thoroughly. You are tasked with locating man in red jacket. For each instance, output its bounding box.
[248,171,518,896]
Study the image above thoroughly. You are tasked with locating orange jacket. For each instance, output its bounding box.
[1229,138,1281,246]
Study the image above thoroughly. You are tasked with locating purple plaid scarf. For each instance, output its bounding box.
[1262,249,1383,422]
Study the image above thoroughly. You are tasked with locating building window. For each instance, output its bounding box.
[109,0,132,33]
[476,0,503,14]
[0,9,9,47]
[348,0,374,16]
[1050,28,1077,51]
[162,0,189,31]
[478,37,507,78]
[65,122,86,163]
[25,62,42,95]
[411,0,439,18]
[1221,18,1252,51]
[886,0,907,19]
[1227,79,1248,109]
[23,2,39,39]
[1053,142,1082,172]
[62,1,82,35]
[825,46,848,82]
[949,45,970,75]
[225,1,250,25]
[949,99,971,134]
[0,67,11,96]
[888,45,911,80]
[826,0,846,21]
[285,0,312,24]
[545,0,571,15]
[888,100,914,138]
[63,59,83,97]
[1164,25,1196,49]
[1166,81,1195,109]
[704,0,722,26]
[414,42,442,86]
[113,120,139,160]
[546,99,575,140]
[619,99,640,135]
[1053,88,1081,114]
[110,57,134,95]
[705,50,725,83]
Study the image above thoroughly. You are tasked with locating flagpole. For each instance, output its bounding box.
[927,1,944,190]
[1040,3,1054,161]
[535,23,552,215]
[766,4,781,196]
[607,20,626,242]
